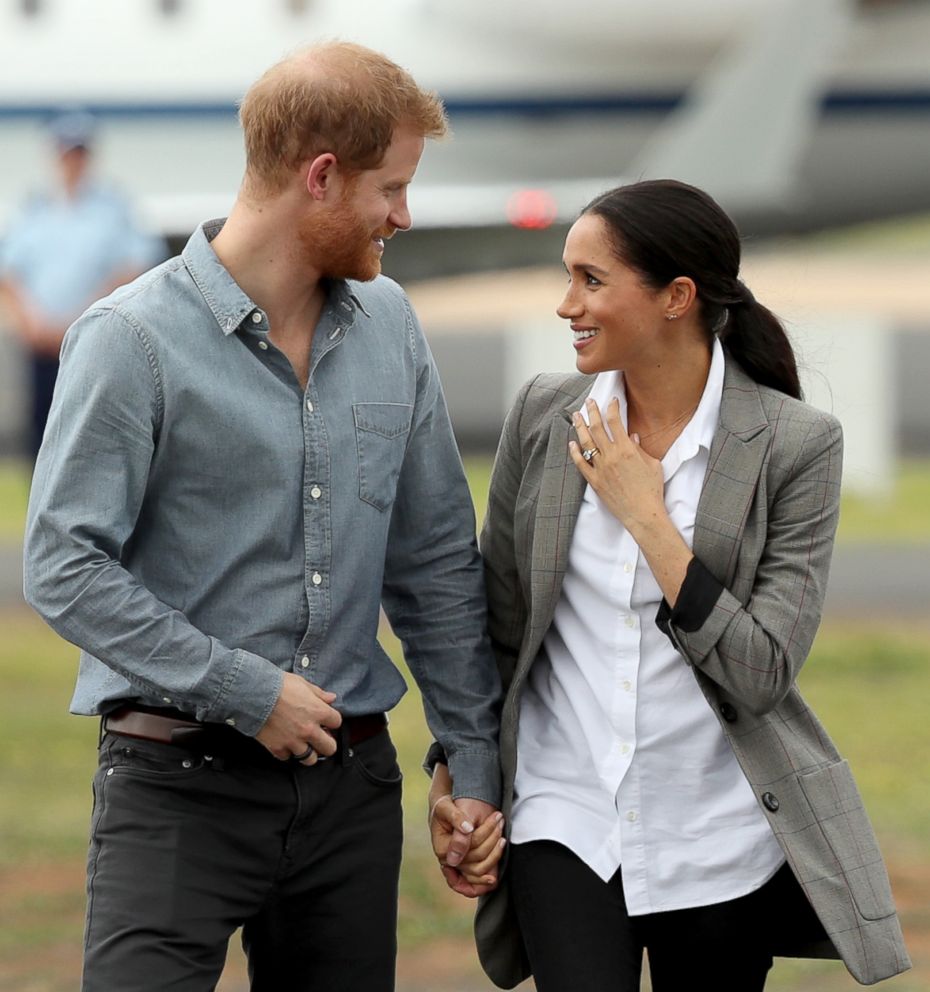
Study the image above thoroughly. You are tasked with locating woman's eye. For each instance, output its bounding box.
[585,273,602,287]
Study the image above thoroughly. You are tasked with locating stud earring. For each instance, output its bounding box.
[665,313,679,321]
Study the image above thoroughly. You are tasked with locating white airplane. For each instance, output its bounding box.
[0,0,929,252]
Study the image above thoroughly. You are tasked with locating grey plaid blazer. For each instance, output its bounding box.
[473,356,910,988]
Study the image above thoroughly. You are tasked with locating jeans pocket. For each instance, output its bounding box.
[353,402,413,511]
[351,732,403,788]
[103,733,209,780]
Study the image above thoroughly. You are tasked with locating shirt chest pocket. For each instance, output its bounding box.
[353,402,414,512]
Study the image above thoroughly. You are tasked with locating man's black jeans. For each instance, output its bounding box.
[83,725,403,991]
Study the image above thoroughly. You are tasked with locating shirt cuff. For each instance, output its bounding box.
[198,648,283,738]
[422,740,448,776]
[656,556,724,636]
[447,749,501,809]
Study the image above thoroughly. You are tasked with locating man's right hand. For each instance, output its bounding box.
[256,672,342,764]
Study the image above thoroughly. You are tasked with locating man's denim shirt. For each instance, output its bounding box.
[24,220,501,805]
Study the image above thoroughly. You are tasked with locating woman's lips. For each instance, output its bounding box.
[572,327,598,350]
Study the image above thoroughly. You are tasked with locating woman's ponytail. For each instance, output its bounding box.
[719,281,802,400]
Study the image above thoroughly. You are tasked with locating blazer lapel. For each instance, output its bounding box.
[693,360,771,585]
[526,395,589,643]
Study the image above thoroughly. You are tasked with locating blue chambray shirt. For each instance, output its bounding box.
[24,220,501,804]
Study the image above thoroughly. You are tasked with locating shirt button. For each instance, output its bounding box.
[300,655,310,669]
[624,616,636,628]
[306,399,314,413]
[162,696,172,703]
[626,810,638,822]
[620,743,631,755]
[622,680,633,692]
[310,485,322,499]
[258,340,268,351]
[251,311,263,323]
[623,562,634,574]
[311,572,322,586]
[225,718,236,727]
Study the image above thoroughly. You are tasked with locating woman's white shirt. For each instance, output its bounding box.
[510,339,785,914]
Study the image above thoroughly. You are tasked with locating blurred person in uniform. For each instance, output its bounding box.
[23,44,501,992]
[0,109,162,461]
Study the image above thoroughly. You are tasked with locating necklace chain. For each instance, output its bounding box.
[633,403,698,442]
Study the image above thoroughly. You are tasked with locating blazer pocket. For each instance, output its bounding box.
[798,760,896,921]
[352,402,413,511]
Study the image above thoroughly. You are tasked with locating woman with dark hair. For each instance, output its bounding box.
[429,180,909,990]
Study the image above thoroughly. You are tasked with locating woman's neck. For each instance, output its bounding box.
[623,342,712,458]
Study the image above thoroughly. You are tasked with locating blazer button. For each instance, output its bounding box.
[762,792,780,812]
[719,702,738,723]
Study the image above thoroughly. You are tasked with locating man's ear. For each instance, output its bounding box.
[306,152,338,200]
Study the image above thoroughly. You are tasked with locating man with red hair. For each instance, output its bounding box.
[25,44,501,991]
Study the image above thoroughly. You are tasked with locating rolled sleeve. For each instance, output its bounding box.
[656,557,725,637]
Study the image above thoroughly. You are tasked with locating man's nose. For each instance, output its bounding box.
[389,195,412,232]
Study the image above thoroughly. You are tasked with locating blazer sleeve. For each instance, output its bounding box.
[658,411,843,716]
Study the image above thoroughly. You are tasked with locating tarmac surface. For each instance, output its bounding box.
[2,540,927,619]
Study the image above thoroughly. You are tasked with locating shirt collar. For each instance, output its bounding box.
[672,335,725,464]
[583,336,724,479]
[182,219,370,337]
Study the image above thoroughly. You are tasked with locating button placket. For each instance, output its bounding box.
[299,379,331,669]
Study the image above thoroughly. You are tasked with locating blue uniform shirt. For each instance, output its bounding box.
[0,180,161,322]
[24,219,502,805]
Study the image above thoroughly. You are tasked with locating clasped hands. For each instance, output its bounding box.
[429,763,505,898]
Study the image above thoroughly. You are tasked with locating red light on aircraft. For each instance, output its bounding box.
[506,189,558,230]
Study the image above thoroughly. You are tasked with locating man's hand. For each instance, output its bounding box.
[428,764,505,898]
[256,672,342,764]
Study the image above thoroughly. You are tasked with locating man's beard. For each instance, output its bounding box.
[300,193,390,283]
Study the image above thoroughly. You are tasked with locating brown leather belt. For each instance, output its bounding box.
[103,705,386,752]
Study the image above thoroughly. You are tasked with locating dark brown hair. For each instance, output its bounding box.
[583,179,801,399]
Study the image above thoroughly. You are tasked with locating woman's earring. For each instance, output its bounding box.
[665,313,679,321]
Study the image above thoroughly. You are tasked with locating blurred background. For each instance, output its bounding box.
[0,1,928,989]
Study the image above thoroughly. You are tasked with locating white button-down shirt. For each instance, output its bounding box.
[511,340,784,914]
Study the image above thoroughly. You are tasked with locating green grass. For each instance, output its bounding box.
[835,460,930,544]
[0,459,30,541]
